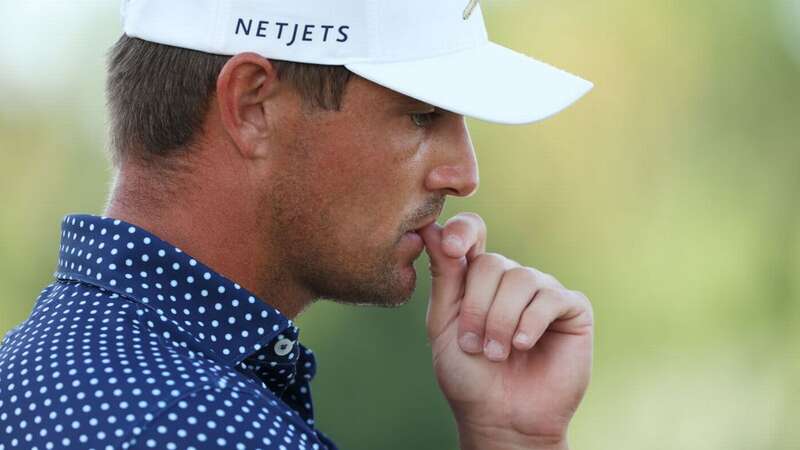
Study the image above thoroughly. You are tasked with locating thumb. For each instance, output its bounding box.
[418,222,467,341]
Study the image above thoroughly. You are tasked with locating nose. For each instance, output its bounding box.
[424,115,480,198]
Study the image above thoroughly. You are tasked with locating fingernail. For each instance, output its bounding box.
[514,332,532,348]
[459,332,482,353]
[444,236,463,253]
[484,339,506,361]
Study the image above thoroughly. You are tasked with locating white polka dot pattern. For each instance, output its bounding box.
[0,214,337,449]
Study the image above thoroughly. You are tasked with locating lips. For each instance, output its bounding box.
[401,228,425,253]
[409,213,440,234]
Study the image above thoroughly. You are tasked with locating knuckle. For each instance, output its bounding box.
[459,303,488,327]
[537,285,562,299]
[472,252,507,272]
[540,271,562,287]
[570,289,590,302]
[556,287,576,301]
[569,289,594,316]
[505,266,539,285]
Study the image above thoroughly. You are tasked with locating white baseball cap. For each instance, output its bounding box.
[121,0,593,125]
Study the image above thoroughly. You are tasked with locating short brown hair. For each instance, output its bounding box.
[105,35,353,168]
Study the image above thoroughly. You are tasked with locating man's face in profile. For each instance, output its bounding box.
[263,75,478,308]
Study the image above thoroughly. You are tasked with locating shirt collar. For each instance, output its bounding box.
[54,214,303,370]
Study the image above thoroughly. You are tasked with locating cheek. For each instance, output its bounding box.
[330,152,421,234]
[290,117,425,242]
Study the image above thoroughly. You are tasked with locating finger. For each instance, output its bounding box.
[457,253,519,354]
[440,212,486,262]
[512,288,594,352]
[482,267,540,361]
[537,270,566,290]
[418,221,467,340]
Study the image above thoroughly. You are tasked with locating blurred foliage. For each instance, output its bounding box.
[1,0,799,449]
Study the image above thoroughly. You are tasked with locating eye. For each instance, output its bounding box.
[410,110,440,128]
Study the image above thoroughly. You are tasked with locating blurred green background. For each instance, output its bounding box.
[2,1,799,449]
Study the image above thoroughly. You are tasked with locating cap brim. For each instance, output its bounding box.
[345,41,593,125]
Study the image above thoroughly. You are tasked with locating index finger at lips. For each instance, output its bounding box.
[441,212,486,261]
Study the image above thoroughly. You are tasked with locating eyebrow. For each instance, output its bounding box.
[396,95,436,110]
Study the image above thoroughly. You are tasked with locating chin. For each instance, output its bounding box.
[312,242,420,308]
[329,263,417,309]
[372,269,417,308]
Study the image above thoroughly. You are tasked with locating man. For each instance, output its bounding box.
[0,0,594,449]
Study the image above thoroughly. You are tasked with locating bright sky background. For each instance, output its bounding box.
[0,2,118,93]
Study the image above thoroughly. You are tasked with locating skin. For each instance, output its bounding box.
[105,53,594,449]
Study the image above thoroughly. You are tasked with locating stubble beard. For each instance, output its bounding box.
[266,134,420,309]
[295,234,416,309]
[268,184,415,309]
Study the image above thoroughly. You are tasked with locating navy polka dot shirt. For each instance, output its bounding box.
[0,214,338,450]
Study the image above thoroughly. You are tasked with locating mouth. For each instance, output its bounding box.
[399,211,440,253]
[408,213,440,234]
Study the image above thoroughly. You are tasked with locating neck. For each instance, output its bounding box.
[103,162,316,319]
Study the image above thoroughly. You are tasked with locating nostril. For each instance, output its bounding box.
[426,164,478,198]
[442,187,460,196]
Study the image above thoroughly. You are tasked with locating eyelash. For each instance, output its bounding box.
[410,110,441,128]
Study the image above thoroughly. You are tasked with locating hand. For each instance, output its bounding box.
[417,213,594,450]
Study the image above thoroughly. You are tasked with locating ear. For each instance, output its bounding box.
[216,52,280,160]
